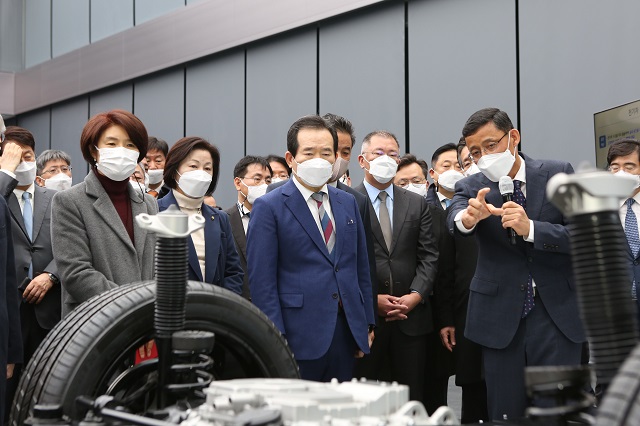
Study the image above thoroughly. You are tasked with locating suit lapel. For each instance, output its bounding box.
[283,181,331,261]
[328,187,345,263]
[390,187,408,253]
[130,187,149,270]
[524,157,548,220]
[203,206,221,283]
[7,192,27,239]
[32,186,52,241]
[355,183,389,255]
[228,208,247,261]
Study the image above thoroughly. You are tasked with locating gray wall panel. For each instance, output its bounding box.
[319,2,405,187]
[0,0,23,72]
[52,0,90,58]
[17,109,51,155]
[186,53,245,210]
[246,30,317,159]
[89,84,134,117]
[408,0,517,171]
[133,69,185,145]
[91,0,135,43]
[135,0,185,25]
[50,98,89,184]
[25,0,51,68]
[519,0,640,167]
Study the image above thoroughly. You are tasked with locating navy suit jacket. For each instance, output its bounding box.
[0,173,61,330]
[446,154,585,349]
[248,179,375,361]
[158,191,243,295]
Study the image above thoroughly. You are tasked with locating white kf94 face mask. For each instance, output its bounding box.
[177,170,212,198]
[95,146,139,182]
[363,155,398,184]
[293,157,333,187]
[476,133,516,183]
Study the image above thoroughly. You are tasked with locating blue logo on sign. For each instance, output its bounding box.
[599,136,606,148]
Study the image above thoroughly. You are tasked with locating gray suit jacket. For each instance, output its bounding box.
[0,172,61,330]
[51,170,157,316]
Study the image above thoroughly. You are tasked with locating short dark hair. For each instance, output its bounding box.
[286,115,338,157]
[361,130,400,153]
[233,155,273,179]
[323,113,355,147]
[456,136,468,167]
[2,126,36,152]
[81,109,148,165]
[36,149,71,175]
[266,154,291,175]
[431,143,458,167]
[398,154,429,179]
[607,139,640,166]
[147,136,169,157]
[462,108,514,138]
[164,137,220,196]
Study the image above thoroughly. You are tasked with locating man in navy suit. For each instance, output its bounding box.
[247,115,375,382]
[447,108,585,420]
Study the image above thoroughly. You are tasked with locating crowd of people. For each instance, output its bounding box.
[0,106,638,423]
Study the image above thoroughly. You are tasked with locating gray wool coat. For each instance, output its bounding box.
[51,170,157,316]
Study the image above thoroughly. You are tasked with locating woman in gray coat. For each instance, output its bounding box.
[51,110,157,316]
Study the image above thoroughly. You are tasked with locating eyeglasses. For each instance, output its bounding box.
[396,178,427,186]
[273,173,289,179]
[41,166,72,175]
[239,176,272,185]
[468,132,508,161]
[362,150,400,160]
[0,132,4,143]
[609,164,639,173]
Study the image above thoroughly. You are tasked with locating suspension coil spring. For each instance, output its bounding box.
[154,236,189,338]
[568,211,639,386]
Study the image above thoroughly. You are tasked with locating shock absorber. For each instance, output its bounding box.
[136,205,205,407]
[547,169,640,389]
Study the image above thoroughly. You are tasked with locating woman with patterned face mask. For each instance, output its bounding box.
[51,110,157,317]
[157,137,243,296]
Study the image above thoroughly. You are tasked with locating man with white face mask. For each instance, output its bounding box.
[607,139,640,326]
[144,137,169,198]
[35,150,73,192]
[0,126,62,411]
[447,108,584,420]
[427,143,464,210]
[248,115,375,382]
[394,154,430,198]
[226,156,273,300]
[354,130,439,404]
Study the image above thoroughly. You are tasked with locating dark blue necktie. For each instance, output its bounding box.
[513,180,534,317]
[23,192,33,278]
[625,198,639,299]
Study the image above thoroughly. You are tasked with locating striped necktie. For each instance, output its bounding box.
[625,198,639,299]
[514,180,534,318]
[311,192,335,254]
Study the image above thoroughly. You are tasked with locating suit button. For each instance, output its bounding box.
[384,281,389,287]
[332,293,338,299]
[23,267,29,271]
[31,247,37,252]
[635,260,639,266]
[520,285,525,291]
[335,266,339,272]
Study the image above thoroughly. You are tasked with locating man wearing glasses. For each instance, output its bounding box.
[226,155,272,300]
[354,131,438,404]
[35,150,73,192]
[447,108,585,420]
[607,139,640,326]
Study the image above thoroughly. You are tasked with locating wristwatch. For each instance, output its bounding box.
[47,273,59,285]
